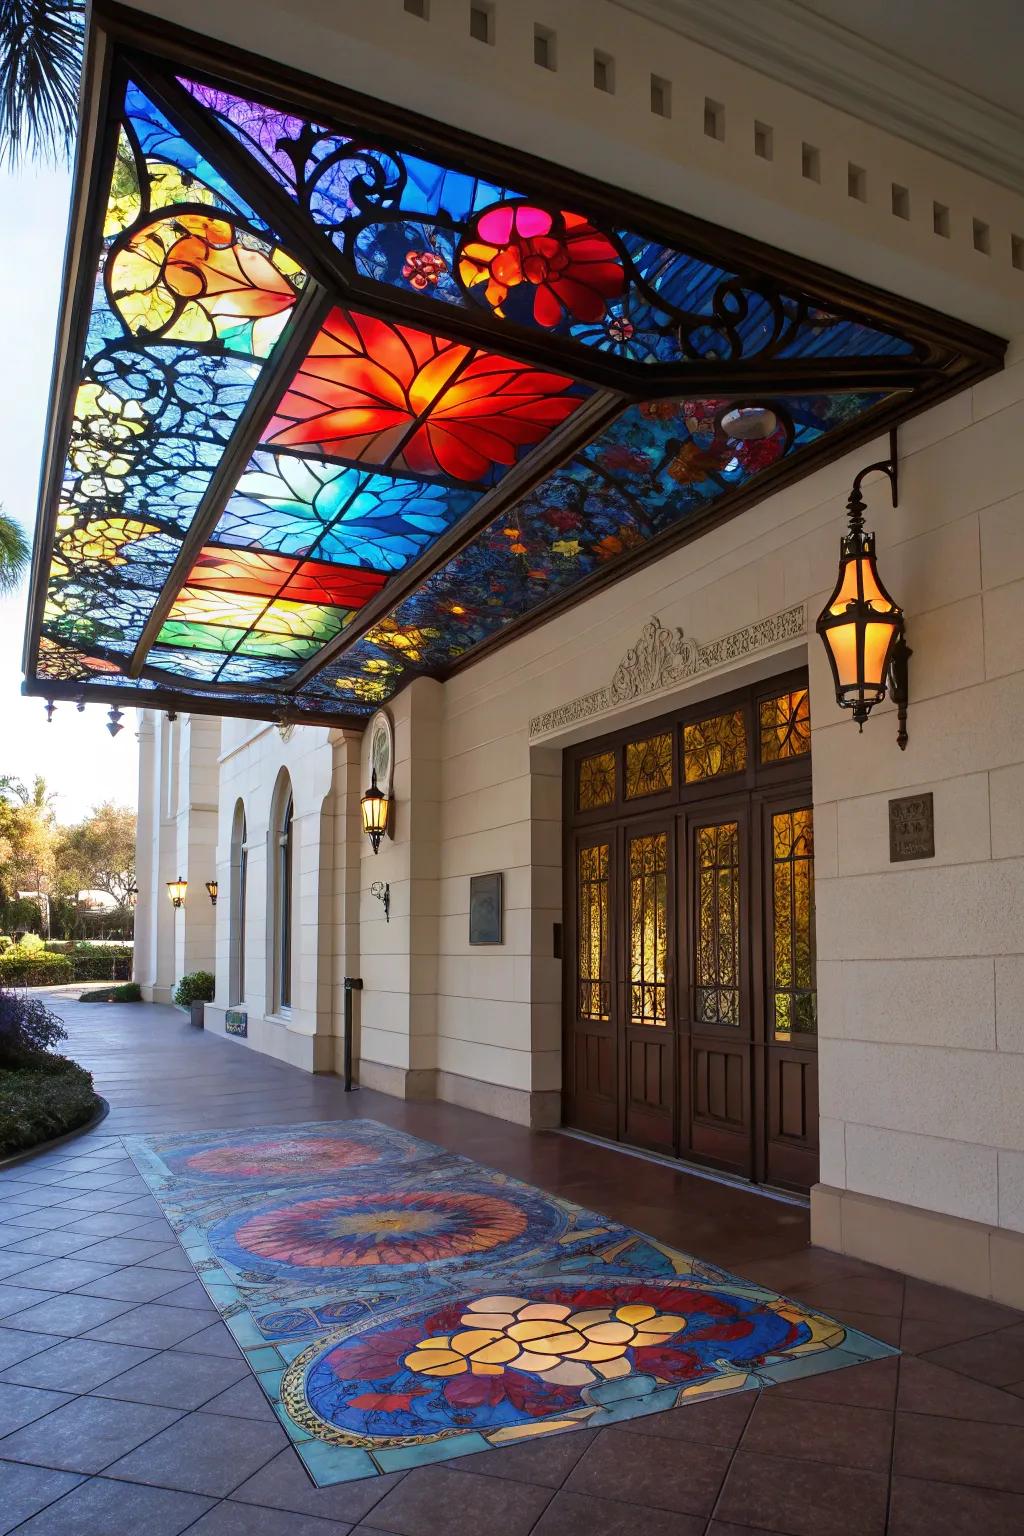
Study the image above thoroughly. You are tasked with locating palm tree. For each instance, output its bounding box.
[0,1,85,165]
[0,512,28,593]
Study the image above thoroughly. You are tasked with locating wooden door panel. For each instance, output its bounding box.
[564,834,618,1138]
[621,822,675,1152]
[625,1032,674,1150]
[766,1044,819,1188]
[689,1036,752,1176]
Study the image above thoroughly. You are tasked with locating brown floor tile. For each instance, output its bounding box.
[715,1448,889,1535]
[918,1328,1024,1386]
[359,1462,552,1536]
[565,1424,730,1517]
[903,1278,1021,1334]
[84,1301,214,1348]
[897,1355,1024,1424]
[734,1252,891,1297]
[0,1460,84,1535]
[104,1409,289,1496]
[231,1450,404,1523]
[448,1428,596,1487]
[888,1474,1024,1535]
[530,1488,705,1536]
[894,1409,1024,1493]
[0,1337,158,1393]
[94,1348,250,1409]
[3,1293,131,1337]
[11,1476,215,1535]
[741,1393,892,1472]
[790,1274,905,1319]
[613,1387,757,1446]
[0,1392,181,1473]
[829,1310,900,1347]
[768,1357,898,1410]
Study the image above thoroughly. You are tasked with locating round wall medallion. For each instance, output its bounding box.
[368,709,394,797]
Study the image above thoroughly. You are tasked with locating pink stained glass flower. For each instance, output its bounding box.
[458,203,626,328]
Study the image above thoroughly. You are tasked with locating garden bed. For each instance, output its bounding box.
[0,1056,102,1158]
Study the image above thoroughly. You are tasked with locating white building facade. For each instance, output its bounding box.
[107,0,1024,1308]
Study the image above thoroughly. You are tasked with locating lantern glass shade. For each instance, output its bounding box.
[361,769,390,854]
[205,880,218,905]
[166,876,188,908]
[817,528,902,726]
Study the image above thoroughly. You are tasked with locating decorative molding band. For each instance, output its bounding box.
[614,0,1024,195]
[529,604,807,740]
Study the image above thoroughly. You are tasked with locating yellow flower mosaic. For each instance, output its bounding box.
[405,1294,687,1388]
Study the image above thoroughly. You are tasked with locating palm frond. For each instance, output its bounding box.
[0,512,30,593]
[0,0,85,166]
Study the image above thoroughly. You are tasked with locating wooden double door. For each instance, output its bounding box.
[563,673,819,1192]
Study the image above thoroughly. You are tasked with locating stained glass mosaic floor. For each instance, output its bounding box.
[124,1119,896,1486]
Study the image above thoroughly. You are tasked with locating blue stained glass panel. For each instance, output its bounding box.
[125,82,269,228]
[213,451,480,572]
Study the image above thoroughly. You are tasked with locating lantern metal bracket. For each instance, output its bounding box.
[848,427,899,519]
[890,627,912,751]
[371,881,391,923]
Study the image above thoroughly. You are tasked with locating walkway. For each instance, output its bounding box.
[0,999,1021,1534]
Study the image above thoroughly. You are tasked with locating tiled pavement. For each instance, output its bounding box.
[0,999,1023,1534]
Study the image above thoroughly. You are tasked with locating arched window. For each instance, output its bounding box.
[228,800,247,1006]
[273,778,294,1012]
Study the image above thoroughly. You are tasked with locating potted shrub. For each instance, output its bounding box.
[174,971,215,1029]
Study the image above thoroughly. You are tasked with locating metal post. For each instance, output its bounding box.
[342,977,363,1091]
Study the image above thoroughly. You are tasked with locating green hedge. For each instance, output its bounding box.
[46,943,133,981]
[0,1056,100,1157]
[0,953,74,987]
[79,983,142,1003]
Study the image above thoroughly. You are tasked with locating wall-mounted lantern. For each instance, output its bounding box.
[106,706,124,737]
[361,769,390,854]
[166,876,188,909]
[205,880,219,906]
[816,432,911,750]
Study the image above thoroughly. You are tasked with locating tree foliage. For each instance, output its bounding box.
[0,1,85,166]
[56,802,137,907]
[0,778,136,934]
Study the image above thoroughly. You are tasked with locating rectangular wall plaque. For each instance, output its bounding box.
[889,792,935,862]
[469,873,503,945]
[225,1009,248,1037]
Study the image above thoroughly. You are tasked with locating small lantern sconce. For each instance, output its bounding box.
[205,881,218,907]
[106,706,124,737]
[166,876,188,909]
[816,431,911,749]
[361,769,390,854]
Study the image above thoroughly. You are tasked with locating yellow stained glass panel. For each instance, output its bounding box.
[578,843,610,1021]
[772,808,816,1040]
[578,751,616,811]
[625,733,673,799]
[695,821,740,1026]
[629,834,668,1026]
[760,689,811,762]
[683,710,747,783]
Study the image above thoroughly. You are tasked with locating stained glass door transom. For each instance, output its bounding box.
[564,672,818,1191]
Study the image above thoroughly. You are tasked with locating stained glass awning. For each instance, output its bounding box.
[23,11,1005,727]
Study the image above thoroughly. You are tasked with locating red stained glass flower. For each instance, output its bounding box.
[402,250,446,290]
[188,546,387,609]
[262,306,582,483]
[458,203,626,328]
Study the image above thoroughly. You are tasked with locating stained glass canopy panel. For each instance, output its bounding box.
[23,20,1004,727]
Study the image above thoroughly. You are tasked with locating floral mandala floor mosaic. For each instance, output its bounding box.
[126,1120,896,1485]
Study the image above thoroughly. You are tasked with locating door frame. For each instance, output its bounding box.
[561,666,815,1191]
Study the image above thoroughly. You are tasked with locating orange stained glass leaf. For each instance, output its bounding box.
[625,732,673,798]
[261,306,583,483]
[578,751,616,811]
[188,546,388,608]
[108,213,302,356]
[759,688,811,761]
[166,586,347,640]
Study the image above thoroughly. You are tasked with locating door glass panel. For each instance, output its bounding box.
[625,732,673,798]
[772,808,816,1039]
[578,750,616,811]
[577,843,611,1020]
[628,833,668,1026]
[683,709,747,782]
[760,689,811,762]
[695,822,740,1025]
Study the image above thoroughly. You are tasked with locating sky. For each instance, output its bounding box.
[0,162,139,823]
